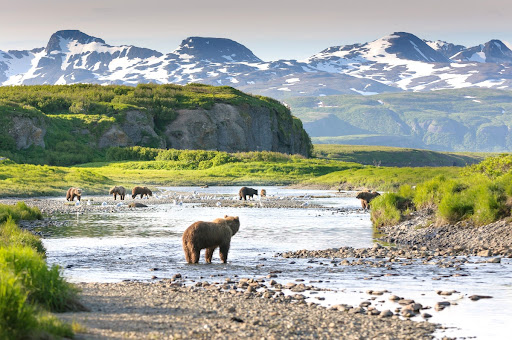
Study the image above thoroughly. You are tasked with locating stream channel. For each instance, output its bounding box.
[36,186,511,339]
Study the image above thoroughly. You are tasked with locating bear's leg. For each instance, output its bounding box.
[191,248,201,264]
[183,244,192,263]
[205,247,216,263]
[219,243,230,263]
[360,200,365,209]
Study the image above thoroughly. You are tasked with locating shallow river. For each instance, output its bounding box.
[38,187,511,340]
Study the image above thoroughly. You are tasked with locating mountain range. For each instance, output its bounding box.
[2,30,512,98]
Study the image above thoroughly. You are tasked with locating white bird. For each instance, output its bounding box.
[75,201,80,206]
[216,201,222,207]
[86,200,91,206]
[116,202,122,208]
[101,202,107,206]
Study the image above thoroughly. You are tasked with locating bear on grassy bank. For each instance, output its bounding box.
[239,187,258,200]
[132,186,152,199]
[182,215,240,264]
[109,186,126,200]
[260,189,267,197]
[66,187,82,201]
[356,190,380,210]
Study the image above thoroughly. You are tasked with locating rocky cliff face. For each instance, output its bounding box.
[4,104,311,157]
[164,103,310,155]
[8,116,47,149]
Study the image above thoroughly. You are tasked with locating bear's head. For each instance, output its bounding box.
[224,215,240,236]
[109,187,117,194]
[76,188,82,196]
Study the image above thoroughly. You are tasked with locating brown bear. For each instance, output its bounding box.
[109,186,126,200]
[132,186,152,199]
[260,189,267,197]
[182,215,240,264]
[356,190,381,210]
[239,187,258,200]
[66,187,82,201]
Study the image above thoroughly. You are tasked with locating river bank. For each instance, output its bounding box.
[6,189,511,339]
[58,281,436,339]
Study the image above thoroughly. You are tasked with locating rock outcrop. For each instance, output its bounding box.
[165,103,310,155]
[2,99,312,157]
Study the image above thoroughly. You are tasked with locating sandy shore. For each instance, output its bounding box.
[58,281,436,339]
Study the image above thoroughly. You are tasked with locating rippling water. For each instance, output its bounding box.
[38,187,512,340]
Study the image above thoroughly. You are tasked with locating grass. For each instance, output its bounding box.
[0,150,465,197]
[0,204,81,339]
[313,144,487,167]
[371,154,512,226]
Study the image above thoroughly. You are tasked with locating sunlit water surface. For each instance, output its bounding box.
[39,187,511,340]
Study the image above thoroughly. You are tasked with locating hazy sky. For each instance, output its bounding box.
[2,0,511,61]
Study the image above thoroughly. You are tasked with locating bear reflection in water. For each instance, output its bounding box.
[182,215,240,264]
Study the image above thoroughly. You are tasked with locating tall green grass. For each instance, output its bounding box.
[371,155,512,226]
[0,204,80,339]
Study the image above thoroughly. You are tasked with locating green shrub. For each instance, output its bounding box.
[370,193,405,227]
[438,192,474,223]
[413,176,465,209]
[471,183,508,225]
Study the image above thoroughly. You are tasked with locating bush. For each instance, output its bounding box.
[370,193,407,227]
[413,176,465,209]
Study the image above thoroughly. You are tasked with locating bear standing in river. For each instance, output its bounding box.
[239,187,258,200]
[182,215,240,264]
[356,190,380,210]
[66,187,82,201]
[109,186,126,200]
[132,186,152,199]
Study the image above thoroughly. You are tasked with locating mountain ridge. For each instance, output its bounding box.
[2,30,512,97]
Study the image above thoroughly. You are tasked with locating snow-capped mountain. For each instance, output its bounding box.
[2,30,512,97]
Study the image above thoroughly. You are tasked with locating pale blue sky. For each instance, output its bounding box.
[1,0,511,61]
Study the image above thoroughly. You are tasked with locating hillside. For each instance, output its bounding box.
[0,84,312,165]
[287,88,512,152]
[313,144,486,167]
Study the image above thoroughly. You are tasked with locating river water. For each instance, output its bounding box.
[38,187,511,340]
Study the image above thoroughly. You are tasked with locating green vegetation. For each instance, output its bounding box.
[313,144,486,167]
[0,83,309,165]
[0,204,78,339]
[371,155,512,227]
[287,88,512,152]
[0,146,466,197]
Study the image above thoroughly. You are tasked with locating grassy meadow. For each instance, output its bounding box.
[0,146,469,197]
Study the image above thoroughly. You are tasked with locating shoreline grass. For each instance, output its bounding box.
[0,203,79,339]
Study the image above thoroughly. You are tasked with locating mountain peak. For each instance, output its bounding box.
[46,30,105,52]
[379,32,450,62]
[173,36,262,63]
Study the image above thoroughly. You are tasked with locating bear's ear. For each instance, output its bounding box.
[235,216,239,220]
[224,215,228,218]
